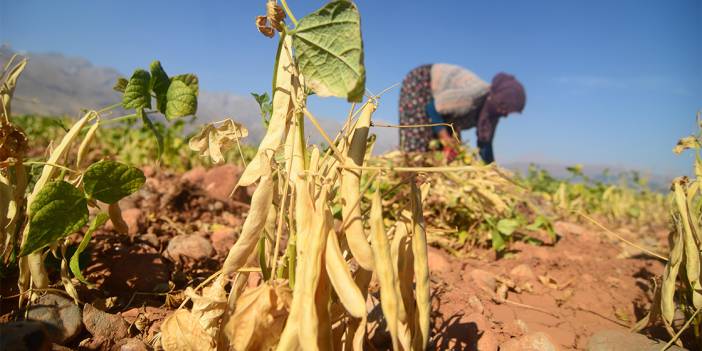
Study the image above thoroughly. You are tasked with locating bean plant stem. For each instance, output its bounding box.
[661,306,701,350]
[279,0,298,26]
[577,211,668,261]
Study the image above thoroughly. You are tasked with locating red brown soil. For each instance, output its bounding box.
[0,166,668,350]
[425,226,665,350]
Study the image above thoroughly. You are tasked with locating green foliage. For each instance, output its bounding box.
[496,218,520,236]
[83,160,145,204]
[69,212,109,284]
[165,80,198,119]
[251,92,273,128]
[120,61,199,119]
[519,164,667,227]
[19,181,88,256]
[150,61,171,113]
[292,0,366,102]
[122,69,152,110]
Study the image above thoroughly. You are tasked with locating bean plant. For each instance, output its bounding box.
[0,55,199,305]
[634,114,702,348]
[162,1,434,350]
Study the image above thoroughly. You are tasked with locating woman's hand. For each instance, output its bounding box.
[437,129,459,162]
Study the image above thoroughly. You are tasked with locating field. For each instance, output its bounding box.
[1,1,700,351]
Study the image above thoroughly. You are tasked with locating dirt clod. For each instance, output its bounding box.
[166,234,214,261]
[586,329,687,351]
[501,332,558,351]
[26,293,82,344]
[82,304,130,343]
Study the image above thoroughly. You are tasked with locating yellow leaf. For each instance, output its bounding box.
[161,310,215,351]
[189,119,249,164]
[221,281,292,351]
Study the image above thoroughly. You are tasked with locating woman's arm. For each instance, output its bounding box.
[427,100,458,161]
[476,102,499,164]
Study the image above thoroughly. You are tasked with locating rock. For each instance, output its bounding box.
[203,164,242,202]
[501,332,558,351]
[166,234,214,261]
[112,338,149,351]
[26,293,82,344]
[79,337,108,350]
[211,225,236,254]
[554,221,588,237]
[181,166,207,184]
[121,208,143,236]
[468,295,484,314]
[141,233,160,248]
[83,303,130,342]
[586,329,686,351]
[469,269,497,294]
[427,247,450,272]
[0,320,52,351]
[510,264,536,282]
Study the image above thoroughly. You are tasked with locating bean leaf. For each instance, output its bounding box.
[496,218,520,236]
[292,0,366,102]
[165,80,197,119]
[150,60,171,114]
[83,160,146,204]
[122,69,152,109]
[113,77,129,93]
[19,181,89,256]
[172,74,199,95]
[69,212,109,284]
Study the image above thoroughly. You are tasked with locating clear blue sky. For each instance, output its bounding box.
[1,0,700,176]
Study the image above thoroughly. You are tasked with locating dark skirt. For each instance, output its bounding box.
[398,64,434,152]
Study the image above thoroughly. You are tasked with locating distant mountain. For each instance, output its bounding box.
[0,45,398,151]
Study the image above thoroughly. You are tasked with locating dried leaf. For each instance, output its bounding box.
[185,276,227,337]
[161,309,215,351]
[189,119,249,164]
[221,282,292,351]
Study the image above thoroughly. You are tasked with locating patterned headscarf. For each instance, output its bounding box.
[489,72,526,115]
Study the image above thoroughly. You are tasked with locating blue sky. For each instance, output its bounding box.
[1,0,700,176]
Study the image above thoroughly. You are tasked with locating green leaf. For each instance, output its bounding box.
[491,230,506,252]
[171,74,199,96]
[83,160,146,204]
[150,61,170,114]
[251,92,272,128]
[19,181,89,256]
[139,108,165,159]
[69,212,109,284]
[122,69,152,110]
[113,77,129,93]
[496,218,520,236]
[165,80,197,119]
[292,0,366,102]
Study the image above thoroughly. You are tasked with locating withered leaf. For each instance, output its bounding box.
[189,119,249,164]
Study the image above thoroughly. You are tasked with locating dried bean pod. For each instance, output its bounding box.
[411,181,431,350]
[369,186,400,351]
[325,228,366,318]
[340,102,377,271]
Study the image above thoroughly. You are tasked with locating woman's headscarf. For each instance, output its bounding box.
[489,72,526,115]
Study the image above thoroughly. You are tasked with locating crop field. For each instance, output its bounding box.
[0,1,699,350]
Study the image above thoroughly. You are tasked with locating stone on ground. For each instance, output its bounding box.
[26,293,82,344]
[586,329,687,351]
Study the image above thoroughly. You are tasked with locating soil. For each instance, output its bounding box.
[0,166,674,350]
